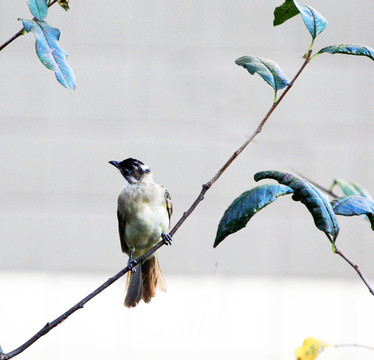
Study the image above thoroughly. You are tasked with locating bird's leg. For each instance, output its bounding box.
[161,233,173,246]
[127,249,138,273]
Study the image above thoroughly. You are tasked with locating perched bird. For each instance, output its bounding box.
[109,158,173,307]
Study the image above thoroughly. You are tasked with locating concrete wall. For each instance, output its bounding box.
[0,0,373,278]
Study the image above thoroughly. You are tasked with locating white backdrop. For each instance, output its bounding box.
[1,272,374,360]
[0,0,373,277]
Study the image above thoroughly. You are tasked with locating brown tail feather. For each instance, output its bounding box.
[124,254,166,307]
[141,254,166,303]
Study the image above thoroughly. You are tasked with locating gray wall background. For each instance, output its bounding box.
[0,0,373,278]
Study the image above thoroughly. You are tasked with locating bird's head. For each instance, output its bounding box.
[109,158,151,184]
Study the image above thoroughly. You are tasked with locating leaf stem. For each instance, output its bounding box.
[0,49,313,360]
[309,52,322,61]
[0,0,58,52]
[309,38,315,50]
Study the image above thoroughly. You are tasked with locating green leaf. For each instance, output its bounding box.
[316,44,374,61]
[273,0,327,41]
[254,171,339,242]
[28,0,48,21]
[273,0,301,26]
[213,184,294,248]
[331,196,374,230]
[330,178,373,199]
[235,56,290,91]
[349,183,373,200]
[19,19,76,92]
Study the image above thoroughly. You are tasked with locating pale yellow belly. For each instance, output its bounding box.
[124,204,169,258]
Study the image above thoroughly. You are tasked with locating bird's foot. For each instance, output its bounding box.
[127,258,138,273]
[162,233,173,246]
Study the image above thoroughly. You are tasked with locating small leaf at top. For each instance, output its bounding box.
[274,0,327,41]
[254,171,339,243]
[19,19,76,92]
[214,184,294,248]
[235,56,290,91]
[57,0,70,11]
[331,196,374,230]
[27,0,48,21]
[330,178,373,199]
[273,0,301,26]
[316,44,374,61]
[295,338,331,360]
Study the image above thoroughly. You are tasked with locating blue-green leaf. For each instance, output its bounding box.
[19,19,76,92]
[27,0,48,21]
[213,184,294,248]
[273,0,327,40]
[254,171,339,242]
[331,196,374,230]
[316,44,374,61]
[235,56,290,91]
[295,3,327,40]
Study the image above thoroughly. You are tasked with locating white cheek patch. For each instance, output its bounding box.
[140,164,150,173]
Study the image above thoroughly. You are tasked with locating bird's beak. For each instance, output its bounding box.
[109,160,120,168]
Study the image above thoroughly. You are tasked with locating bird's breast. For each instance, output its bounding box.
[118,183,169,258]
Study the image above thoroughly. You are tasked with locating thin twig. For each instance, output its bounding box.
[294,172,339,198]
[0,0,58,52]
[0,29,25,52]
[0,51,313,360]
[171,50,313,235]
[334,245,374,295]
[326,233,374,295]
[334,344,374,351]
[294,173,374,293]
[0,264,132,360]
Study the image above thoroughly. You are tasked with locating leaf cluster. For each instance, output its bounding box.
[236,0,374,103]
[214,171,374,250]
[18,0,75,91]
[221,1,374,272]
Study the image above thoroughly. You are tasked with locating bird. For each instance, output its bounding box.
[109,158,173,307]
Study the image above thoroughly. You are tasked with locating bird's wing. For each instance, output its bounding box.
[117,210,129,254]
[164,188,173,225]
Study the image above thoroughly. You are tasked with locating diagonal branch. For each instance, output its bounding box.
[0,264,131,360]
[170,50,312,236]
[0,50,313,360]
